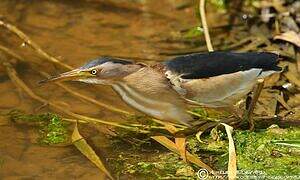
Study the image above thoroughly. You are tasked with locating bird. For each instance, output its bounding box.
[41,51,281,127]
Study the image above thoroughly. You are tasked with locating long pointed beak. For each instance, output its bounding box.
[39,69,84,84]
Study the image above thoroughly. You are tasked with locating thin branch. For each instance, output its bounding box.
[41,71,132,116]
[0,44,132,116]
[0,46,187,133]
[0,21,187,130]
[199,0,214,52]
[0,20,72,70]
[0,21,133,117]
[1,61,149,133]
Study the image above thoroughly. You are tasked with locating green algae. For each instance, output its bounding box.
[109,114,300,179]
[190,107,231,121]
[107,126,197,179]
[209,0,228,10]
[39,114,68,145]
[109,152,196,179]
[216,127,300,176]
[187,134,227,155]
[7,110,300,178]
[183,26,204,39]
[8,110,69,145]
[9,110,54,124]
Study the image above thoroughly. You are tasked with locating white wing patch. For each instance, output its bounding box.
[165,70,188,95]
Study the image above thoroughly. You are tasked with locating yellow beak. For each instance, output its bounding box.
[39,69,92,84]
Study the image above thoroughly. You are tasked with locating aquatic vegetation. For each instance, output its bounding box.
[183,26,203,39]
[110,152,196,179]
[39,114,69,145]
[217,127,300,176]
[0,0,299,179]
[8,110,69,145]
[209,0,227,10]
[9,110,53,124]
[190,107,231,120]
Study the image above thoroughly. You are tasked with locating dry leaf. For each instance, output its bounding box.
[287,93,300,107]
[220,123,237,180]
[151,136,214,173]
[264,73,280,88]
[255,90,279,116]
[72,123,114,180]
[274,93,291,110]
[175,137,187,162]
[283,62,300,87]
[274,31,300,47]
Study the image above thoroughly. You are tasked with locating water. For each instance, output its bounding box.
[0,0,200,178]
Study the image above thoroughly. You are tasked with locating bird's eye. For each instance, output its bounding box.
[91,69,97,75]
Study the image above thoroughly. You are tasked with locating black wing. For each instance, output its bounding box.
[164,52,281,79]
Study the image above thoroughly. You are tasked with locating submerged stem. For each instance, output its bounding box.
[1,61,149,133]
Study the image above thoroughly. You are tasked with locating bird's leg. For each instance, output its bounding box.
[244,79,265,131]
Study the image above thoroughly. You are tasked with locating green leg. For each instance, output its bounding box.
[244,79,264,131]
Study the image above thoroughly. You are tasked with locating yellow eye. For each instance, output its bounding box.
[91,69,97,75]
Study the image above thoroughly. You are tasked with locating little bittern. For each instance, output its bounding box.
[42,52,281,127]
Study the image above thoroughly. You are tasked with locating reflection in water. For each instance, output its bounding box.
[0,0,197,178]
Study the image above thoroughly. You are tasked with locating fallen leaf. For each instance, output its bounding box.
[274,31,300,47]
[151,136,214,173]
[255,89,279,116]
[264,73,280,88]
[72,123,114,180]
[175,137,187,162]
[220,123,237,180]
[272,140,300,148]
[283,63,300,90]
[274,93,292,110]
[287,94,300,107]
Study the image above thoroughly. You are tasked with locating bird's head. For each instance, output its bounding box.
[40,57,143,85]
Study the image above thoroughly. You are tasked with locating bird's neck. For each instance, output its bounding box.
[111,82,168,118]
[110,67,170,116]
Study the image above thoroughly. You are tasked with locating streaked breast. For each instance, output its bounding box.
[112,82,192,126]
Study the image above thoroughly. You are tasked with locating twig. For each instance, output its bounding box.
[0,21,187,130]
[0,44,132,116]
[0,45,23,60]
[62,118,87,123]
[0,21,133,116]
[40,71,132,115]
[199,0,214,52]
[1,61,149,133]
[0,45,187,133]
[151,118,187,129]
[151,136,214,172]
[220,37,253,50]
[0,20,72,70]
